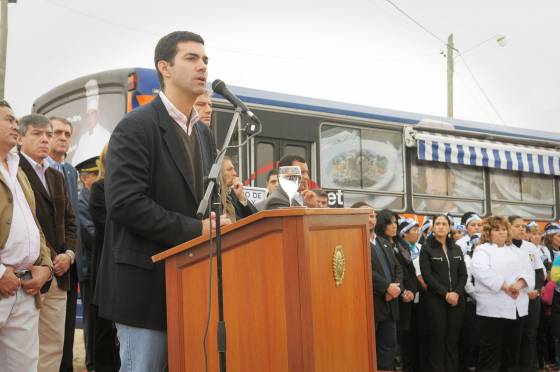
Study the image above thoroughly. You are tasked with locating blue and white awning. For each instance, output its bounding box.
[414,131,560,176]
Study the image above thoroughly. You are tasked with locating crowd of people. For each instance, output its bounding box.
[361,206,560,372]
[1,28,560,372]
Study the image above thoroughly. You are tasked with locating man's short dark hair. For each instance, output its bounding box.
[19,114,52,136]
[312,188,328,198]
[266,169,278,182]
[278,154,306,168]
[154,31,205,90]
[0,100,12,109]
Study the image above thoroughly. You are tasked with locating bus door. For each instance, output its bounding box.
[251,137,314,188]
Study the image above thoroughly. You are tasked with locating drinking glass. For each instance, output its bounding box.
[278,166,302,207]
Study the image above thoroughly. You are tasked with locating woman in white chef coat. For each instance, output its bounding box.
[471,216,534,372]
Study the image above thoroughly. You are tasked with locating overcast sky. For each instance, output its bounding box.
[5,0,560,133]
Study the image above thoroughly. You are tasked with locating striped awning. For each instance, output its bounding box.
[414,131,560,176]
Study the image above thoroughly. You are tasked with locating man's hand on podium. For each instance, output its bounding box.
[202,211,232,236]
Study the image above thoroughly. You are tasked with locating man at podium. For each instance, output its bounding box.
[94,31,230,372]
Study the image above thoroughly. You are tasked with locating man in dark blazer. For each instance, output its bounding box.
[18,114,77,372]
[47,115,87,372]
[95,31,230,371]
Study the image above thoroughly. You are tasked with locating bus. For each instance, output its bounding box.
[33,67,560,221]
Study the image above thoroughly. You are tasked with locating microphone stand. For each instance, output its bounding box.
[197,107,243,372]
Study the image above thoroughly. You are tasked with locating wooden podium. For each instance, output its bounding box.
[153,208,376,372]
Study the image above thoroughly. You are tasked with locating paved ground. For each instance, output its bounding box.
[73,329,87,371]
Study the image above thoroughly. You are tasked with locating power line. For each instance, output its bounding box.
[455,66,497,124]
[382,0,447,47]
[42,0,159,37]
[456,54,507,125]
[381,0,506,125]
[42,0,432,64]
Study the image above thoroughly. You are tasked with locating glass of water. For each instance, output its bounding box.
[278,166,302,207]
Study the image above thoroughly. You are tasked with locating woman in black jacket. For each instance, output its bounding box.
[372,209,404,371]
[419,214,467,372]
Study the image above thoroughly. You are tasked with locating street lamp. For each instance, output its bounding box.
[446,34,507,118]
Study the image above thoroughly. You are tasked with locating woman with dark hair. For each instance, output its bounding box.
[396,218,421,372]
[471,216,533,372]
[419,214,467,372]
[371,209,403,371]
[546,223,560,262]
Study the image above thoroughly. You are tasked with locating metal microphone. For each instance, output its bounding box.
[212,79,261,125]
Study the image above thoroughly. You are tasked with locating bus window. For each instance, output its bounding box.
[256,142,275,186]
[411,158,485,215]
[320,124,405,209]
[320,125,361,189]
[320,124,405,210]
[490,170,555,219]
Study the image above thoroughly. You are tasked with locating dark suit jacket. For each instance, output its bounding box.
[19,154,77,291]
[371,236,403,323]
[96,96,216,330]
[61,162,79,209]
[197,121,217,176]
[263,187,302,210]
[89,179,105,300]
[61,161,90,284]
[77,187,94,282]
[229,190,258,220]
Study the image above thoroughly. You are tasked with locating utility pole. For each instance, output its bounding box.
[0,0,15,100]
[0,0,8,100]
[447,33,454,118]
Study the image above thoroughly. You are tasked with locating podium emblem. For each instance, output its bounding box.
[332,245,345,287]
